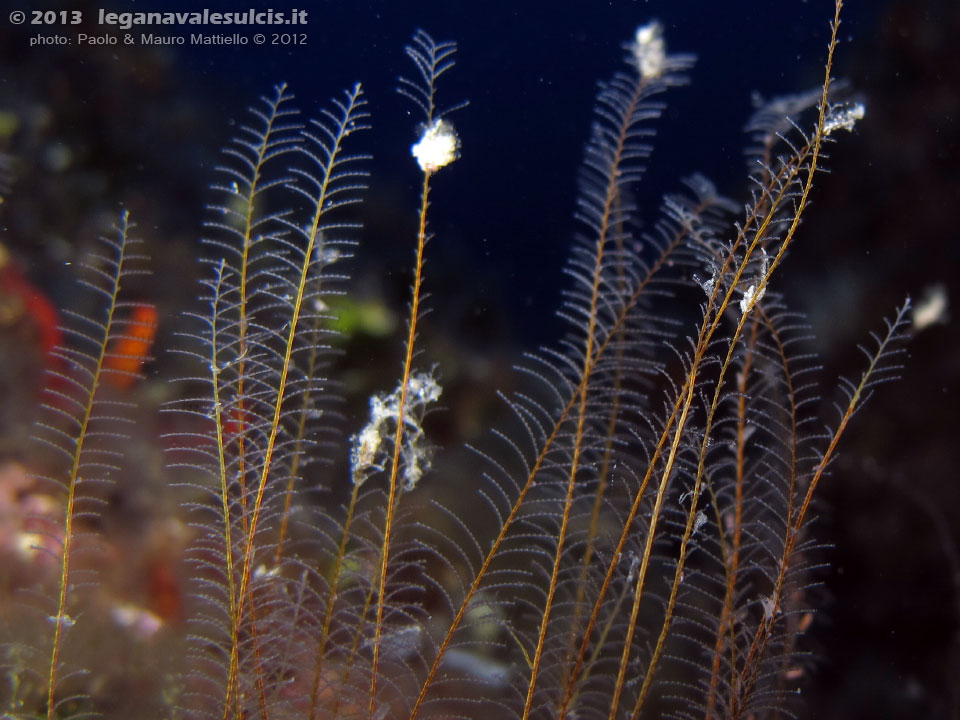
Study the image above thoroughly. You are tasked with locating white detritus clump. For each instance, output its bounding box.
[739,246,769,316]
[630,21,667,79]
[912,284,948,331]
[625,552,641,583]
[739,283,765,315]
[253,564,281,579]
[350,370,442,490]
[315,239,342,267]
[47,613,74,628]
[678,484,703,507]
[352,397,387,477]
[362,623,423,661]
[411,118,460,173]
[400,373,442,489]
[695,265,719,298]
[700,274,717,296]
[693,510,708,535]
[760,595,778,622]
[823,101,865,135]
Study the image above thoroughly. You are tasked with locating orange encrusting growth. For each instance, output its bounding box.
[104,304,157,389]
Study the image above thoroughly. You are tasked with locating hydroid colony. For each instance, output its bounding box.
[0,1,910,718]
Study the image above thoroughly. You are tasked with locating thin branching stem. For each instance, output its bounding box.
[628,8,844,714]
[562,186,629,695]
[522,61,653,720]
[222,84,365,720]
[556,131,810,717]
[733,300,909,716]
[233,85,292,538]
[704,315,760,718]
[275,283,327,564]
[369,169,433,717]
[46,213,134,720]
[630,285,758,718]
[209,260,242,715]
[411,185,714,720]
[308,479,362,719]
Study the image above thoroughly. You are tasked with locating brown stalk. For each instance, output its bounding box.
[368,169,433,716]
[222,85,365,720]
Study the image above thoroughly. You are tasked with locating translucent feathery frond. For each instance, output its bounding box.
[12,212,151,720]
[2,3,911,718]
[165,82,370,719]
[398,29,468,124]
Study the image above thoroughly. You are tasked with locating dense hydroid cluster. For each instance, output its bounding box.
[0,1,912,718]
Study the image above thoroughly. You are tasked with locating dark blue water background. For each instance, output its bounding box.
[97,0,880,345]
